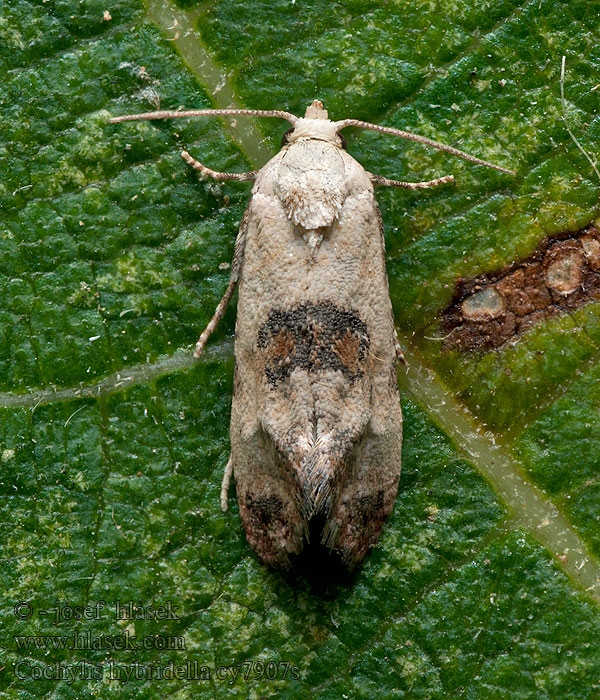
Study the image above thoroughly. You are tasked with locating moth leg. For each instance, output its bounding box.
[220,456,233,512]
[393,327,406,364]
[181,151,257,181]
[193,204,251,358]
[369,172,454,189]
[194,276,238,357]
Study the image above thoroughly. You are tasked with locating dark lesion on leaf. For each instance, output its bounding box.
[440,223,600,352]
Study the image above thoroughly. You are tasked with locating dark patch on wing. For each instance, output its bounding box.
[441,224,600,351]
[257,300,370,385]
[353,490,386,528]
[239,491,303,570]
[331,489,389,570]
[244,493,284,527]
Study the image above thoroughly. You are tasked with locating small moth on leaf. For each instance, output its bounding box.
[110,102,514,571]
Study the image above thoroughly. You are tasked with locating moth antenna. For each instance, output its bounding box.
[109,108,299,126]
[369,172,454,189]
[334,118,515,175]
[181,150,257,181]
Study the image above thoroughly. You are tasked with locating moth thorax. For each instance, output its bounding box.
[277,167,345,231]
[287,118,341,146]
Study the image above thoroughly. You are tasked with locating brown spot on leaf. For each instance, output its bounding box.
[441,224,600,351]
[544,241,585,295]
[581,234,600,270]
[460,287,505,320]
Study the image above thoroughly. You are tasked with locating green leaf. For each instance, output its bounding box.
[1,0,599,698]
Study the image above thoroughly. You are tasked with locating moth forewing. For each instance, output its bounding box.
[109,100,514,571]
[229,138,403,569]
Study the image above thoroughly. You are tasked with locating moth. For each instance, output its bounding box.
[110,102,513,571]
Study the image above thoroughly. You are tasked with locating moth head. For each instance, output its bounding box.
[284,100,346,149]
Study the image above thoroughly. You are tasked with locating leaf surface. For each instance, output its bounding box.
[1,0,600,697]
